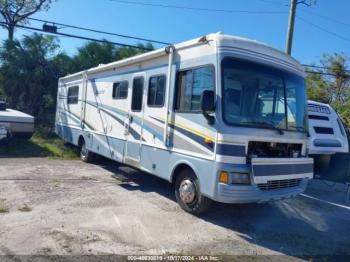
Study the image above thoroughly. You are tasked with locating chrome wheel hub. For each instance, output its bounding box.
[81,144,87,158]
[179,179,196,204]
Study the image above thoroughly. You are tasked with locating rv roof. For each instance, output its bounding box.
[60,32,303,81]
[308,100,331,107]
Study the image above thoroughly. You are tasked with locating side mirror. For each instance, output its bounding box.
[200,90,215,125]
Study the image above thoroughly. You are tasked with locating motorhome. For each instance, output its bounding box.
[55,33,313,214]
[0,101,34,139]
[308,100,349,168]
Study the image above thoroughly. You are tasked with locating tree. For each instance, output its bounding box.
[306,71,330,103]
[72,41,154,72]
[73,41,116,72]
[0,33,71,119]
[306,53,350,127]
[0,0,54,40]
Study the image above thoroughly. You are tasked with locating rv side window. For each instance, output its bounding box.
[175,66,215,112]
[147,75,166,107]
[112,81,128,99]
[131,77,144,111]
[67,86,79,104]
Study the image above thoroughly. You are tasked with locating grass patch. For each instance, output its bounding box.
[0,199,9,213]
[0,125,79,159]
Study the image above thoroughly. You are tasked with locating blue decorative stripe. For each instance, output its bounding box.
[58,111,81,125]
[172,124,214,151]
[150,117,214,151]
[84,101,145,141]
[216,144,246,157]
[253,163,313,177]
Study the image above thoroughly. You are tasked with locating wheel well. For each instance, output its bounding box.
[78,135,85,148]
[171,163,196,184]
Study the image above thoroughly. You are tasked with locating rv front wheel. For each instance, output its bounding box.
[175,169,211,214]
[80,140,94,163]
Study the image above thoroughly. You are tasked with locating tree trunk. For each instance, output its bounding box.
[8,25,15,41]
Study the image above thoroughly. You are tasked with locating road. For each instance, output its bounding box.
[0,158,349,259]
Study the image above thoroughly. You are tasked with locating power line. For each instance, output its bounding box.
[296,15,350,43]
[257,0,289,6]
[258,0,350,27]
[303,64,350,73]
[298,9,350,27]
[1,20,349,76]
[305,70,350,77]
[109,0,287,14]
[0,22,153,51]
[27,17,171,45]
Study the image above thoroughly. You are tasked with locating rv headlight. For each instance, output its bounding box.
[232,173,250,185]
[219,171,229,184]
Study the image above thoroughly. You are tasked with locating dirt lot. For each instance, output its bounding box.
[0,157,349,259]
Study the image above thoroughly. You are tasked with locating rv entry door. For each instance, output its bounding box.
[123,74,145,166]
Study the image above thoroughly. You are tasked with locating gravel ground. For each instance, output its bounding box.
[0,157,349,260]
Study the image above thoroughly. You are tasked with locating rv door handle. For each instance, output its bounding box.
[129,116,133,123]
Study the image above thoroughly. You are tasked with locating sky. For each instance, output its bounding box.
[1,0,349,65]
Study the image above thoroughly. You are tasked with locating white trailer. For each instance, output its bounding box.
[0,101,34,139]
[55,33,313,214]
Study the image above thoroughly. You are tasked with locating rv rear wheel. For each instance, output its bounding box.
[80,140,94,163]
[175,169,211,214]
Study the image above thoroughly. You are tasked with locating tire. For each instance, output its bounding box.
[80,139,94,163]
[314,155,331,172]
[175,168,212,214]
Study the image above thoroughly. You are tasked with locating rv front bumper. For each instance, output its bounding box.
[210,157,313,204]
[214,179,308,204]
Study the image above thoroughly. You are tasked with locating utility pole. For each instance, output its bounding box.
[285,0,312,55]
[285,0,297,55]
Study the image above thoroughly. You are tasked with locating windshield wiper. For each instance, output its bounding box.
[241,121,284,135]
[288,125,307,132]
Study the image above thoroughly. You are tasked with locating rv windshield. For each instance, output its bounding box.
[221,58,307,132]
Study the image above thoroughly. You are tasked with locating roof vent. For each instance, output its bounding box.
[0,101,6,111]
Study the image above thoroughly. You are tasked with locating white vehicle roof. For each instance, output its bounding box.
[0,109,34,124]
[60,32,304,82]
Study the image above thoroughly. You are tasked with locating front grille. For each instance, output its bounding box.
[257,178,302,191]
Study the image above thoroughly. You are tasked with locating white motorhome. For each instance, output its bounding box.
[55,33,313,213]
[308,100,349,168]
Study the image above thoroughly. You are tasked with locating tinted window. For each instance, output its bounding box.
[67,86,79,104]
[131,77,144,111]
[148,75,166,107]
[221,58,307,132]
[176,66,214,111]
[113,81,128,99]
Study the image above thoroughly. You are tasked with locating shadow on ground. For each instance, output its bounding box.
[0,138,51,157]
[0,137,78,158]
[96,158,350,259]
